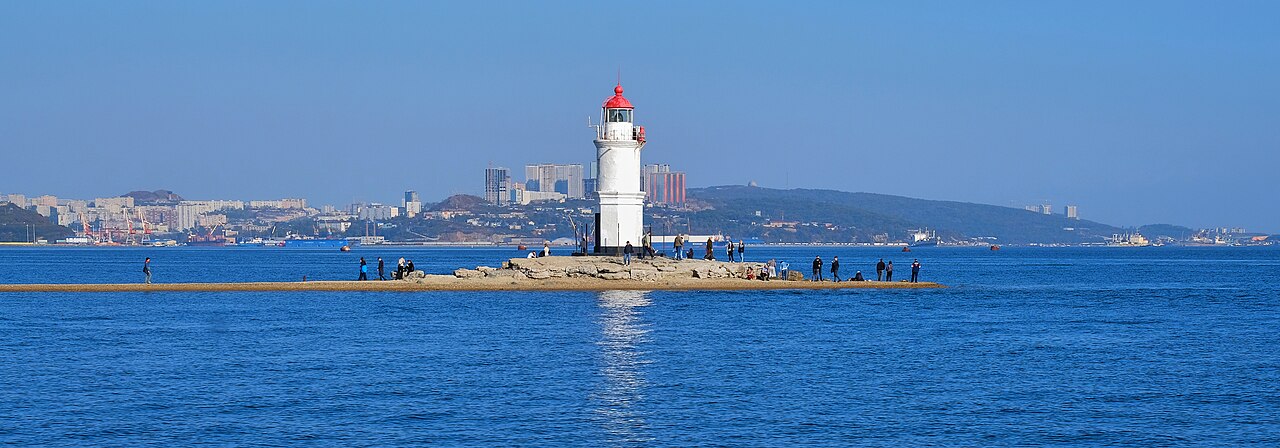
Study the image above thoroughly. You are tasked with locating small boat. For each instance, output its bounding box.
[339,245,351,252]
[990,245,1000,251]
[901,246,911,252]
[517,245,528,251]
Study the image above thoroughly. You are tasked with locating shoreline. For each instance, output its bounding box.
[0,279,944,293]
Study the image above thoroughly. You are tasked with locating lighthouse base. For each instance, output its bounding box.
[594,191,646,255]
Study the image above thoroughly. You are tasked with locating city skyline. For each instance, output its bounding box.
[1,2,1277,231]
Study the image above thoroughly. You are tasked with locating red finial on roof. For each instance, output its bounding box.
[604,83,633,109]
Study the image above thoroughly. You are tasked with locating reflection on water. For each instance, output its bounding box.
[593,290,654,445]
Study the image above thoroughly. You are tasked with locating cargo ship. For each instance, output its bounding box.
[1106,233,1151,247]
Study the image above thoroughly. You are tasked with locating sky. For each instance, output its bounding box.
[1,1,1277,231]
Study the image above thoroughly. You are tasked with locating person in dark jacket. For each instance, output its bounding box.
[705,238,715,260]
[377,257,386,281]
[853,271,865,281]
[812,256,824,281]
[911,259,921,283]
[143,257,152,284]
[406,260,415,273]
[830,256,841,282]
[876,258,886,281]
[623,241,634,266]
[737,240,745,262]
[358,257,368,281]
[885,261,894,282]
[726,240,735,262]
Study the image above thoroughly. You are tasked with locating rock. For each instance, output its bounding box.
[599,272,628,280]
[526,269,553,280]
[630,269,660,281]
[786,270,805,281]
[598,265,624,274]
[566,265,598,277]
[476,266,497,273]
[404,270,426,280]
[486,269,527,280]
[453,268,484,279]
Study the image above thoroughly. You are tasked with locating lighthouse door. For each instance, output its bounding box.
[594,213,602,254]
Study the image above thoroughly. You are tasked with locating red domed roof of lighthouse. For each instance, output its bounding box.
[603,84,634,109]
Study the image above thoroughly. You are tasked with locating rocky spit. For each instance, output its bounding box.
[0,256,943,292]
[449,256,774,282]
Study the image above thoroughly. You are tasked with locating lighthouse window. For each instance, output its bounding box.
[607,109,631,122]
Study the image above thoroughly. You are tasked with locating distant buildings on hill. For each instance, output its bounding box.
[1025,203,1080,220]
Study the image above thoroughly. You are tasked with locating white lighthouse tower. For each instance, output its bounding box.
[593,84,647,254]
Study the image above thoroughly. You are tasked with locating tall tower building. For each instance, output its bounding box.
[593,84,647,254]
[524,163,585,198]
[404,190,422,217]
[485,167,510,204]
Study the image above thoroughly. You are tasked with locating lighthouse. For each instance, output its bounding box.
[593,84,647,254]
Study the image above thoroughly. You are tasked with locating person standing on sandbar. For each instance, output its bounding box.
[142,257,151,284]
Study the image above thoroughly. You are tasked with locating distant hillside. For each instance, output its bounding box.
[123,189,183,205]
[0,203,74,242]
[1138,224,1196,240]
[682,186,1122,244]
[430,194,488,212]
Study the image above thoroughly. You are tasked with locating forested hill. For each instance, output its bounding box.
[683,186,1123,244]
[0,203,74,242]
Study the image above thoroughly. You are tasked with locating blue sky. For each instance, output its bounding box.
[1,1,1277,231]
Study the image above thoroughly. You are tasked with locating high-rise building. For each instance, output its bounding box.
[485,167,511,204]
[642,164,686,205]
[1025,205,1042,213]
[524,163,584,199]
[5,194,26,207]
[404,190,422,217]
[1042,204,1053,215]
[585,161,599,199]
[1065,205,1079,220]
[359,203,399,220]
[176,203,215,230]
[94,197,134,211]
[32,195,58,207]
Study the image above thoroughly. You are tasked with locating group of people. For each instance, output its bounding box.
[810,257,923,282]
[622,232,662,266]
[359,256,416,281]
[142,251,925,284]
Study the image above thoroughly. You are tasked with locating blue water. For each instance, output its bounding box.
[1,246,1278,446]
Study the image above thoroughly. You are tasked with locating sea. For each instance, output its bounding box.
[0,246,1277,446]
